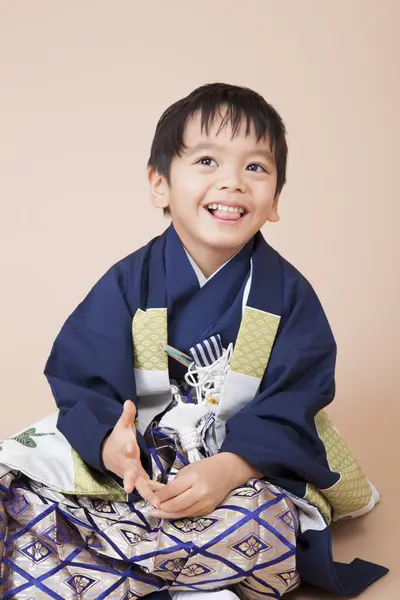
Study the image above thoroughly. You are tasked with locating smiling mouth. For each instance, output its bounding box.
[205,203,246,220]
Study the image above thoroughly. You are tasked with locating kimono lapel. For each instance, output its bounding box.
[215,233,283,444]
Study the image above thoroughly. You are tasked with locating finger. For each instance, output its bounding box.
[135,476,162,508]
[123,456,146,494]
[123,459,163,507]
[147,481,166,491]
[157,487,197,514]
[153,476,192,504]
[119,400,136,429]
[152,500,205,520]
[123,466,138,494]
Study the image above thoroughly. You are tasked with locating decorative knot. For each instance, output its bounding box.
[179,429,202,452]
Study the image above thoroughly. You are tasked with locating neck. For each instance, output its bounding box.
[186,249,237,279]
[175,230,244,279]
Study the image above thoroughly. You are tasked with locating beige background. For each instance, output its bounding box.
[0,1,399,597]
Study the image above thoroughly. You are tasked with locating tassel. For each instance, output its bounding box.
[158,403,209,462]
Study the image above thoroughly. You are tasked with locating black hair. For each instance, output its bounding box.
[147,82,288,197]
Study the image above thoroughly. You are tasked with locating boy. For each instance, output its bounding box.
[36,83,385,598]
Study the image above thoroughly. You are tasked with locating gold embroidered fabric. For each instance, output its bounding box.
[0,473,300,599]
[304,483,332,523]
[71,449,127,501]
[131,308,168,371]
[315,410,373,517]
[229,308,281,378]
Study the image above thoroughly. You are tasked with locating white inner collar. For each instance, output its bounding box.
[184,250,234,288]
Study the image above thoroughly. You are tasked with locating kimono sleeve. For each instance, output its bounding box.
[220,267,338,495]
[44,261,151,475]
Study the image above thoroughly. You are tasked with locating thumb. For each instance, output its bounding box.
[119,400,136,429]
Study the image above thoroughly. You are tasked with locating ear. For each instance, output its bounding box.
[148,168,170,209]
[267,194,280,223]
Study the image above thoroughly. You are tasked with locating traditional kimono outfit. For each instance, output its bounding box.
[0,225,387,599]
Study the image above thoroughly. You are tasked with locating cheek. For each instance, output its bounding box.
[252,181,277,207]
[174,176,210,203]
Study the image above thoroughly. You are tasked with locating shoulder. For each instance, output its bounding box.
[280,254,315,296]
[113,242,151,281]
[79,234,160,312]
[277,253,335,345]
[264,240,315,297]
[101,233,161,290]
[268,247,327,321]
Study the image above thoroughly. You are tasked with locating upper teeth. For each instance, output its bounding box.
[207,204,245,214]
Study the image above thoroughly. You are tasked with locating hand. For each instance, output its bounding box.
[102,400,162,507]
[150,452,262,519]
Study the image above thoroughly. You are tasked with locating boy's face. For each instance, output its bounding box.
[149,110,280,261]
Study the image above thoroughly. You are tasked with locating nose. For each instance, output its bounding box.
[216,167,246,193]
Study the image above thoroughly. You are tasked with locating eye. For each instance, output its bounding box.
[195,157,218,167]
[247,163,268,173]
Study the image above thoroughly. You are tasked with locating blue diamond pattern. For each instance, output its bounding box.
[7,493,31,516]
[43,525,67,546]
[181,563,214,578]
[277,510,295,531]
[170,517,219,534]
[21,539,54,563]
[275,570,299,587]
[157,558,186,574]
[0,463,298,598]
[231,534,271,559]
[118,529,143,546]
[65,574,98,595]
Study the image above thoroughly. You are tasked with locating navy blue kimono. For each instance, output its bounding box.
[45,225,387,597]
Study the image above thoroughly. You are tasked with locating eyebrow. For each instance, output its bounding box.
[186,142,275,166]
[186,142,221,154]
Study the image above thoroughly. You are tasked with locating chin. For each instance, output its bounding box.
[200,230,251,251]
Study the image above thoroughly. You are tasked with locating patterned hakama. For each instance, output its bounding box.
[0,468,299,599]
